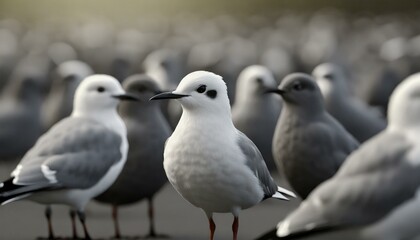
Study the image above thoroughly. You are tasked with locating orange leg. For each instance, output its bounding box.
[209,217,216,240]
[232,216,239,240]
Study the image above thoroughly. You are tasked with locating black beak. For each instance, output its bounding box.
[112,93,139,101]
[264,88,286,95]
[149,92,190,101]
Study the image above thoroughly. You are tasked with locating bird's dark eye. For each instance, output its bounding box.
[324,74,334,80]
[196,85,207,93]
[206,90,217,99]
[97,87,105,92]
[137,86,146,92]
[256,77,263,84]
[293,83,304,91]
[160,60,169,69]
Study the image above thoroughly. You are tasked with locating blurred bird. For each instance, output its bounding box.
[47,42,78,67]
[42,60,93,130]
[313,63,387,142]
[144,49,183,129]
[95,74,171,239]
[0,75,137,239]
[143,49,183,91]
[150,71,295,240]
[0,67,45,159]
[232,65,282,170]
[276,73,420,238]
[362,191,420,240]
[0,28,19,91]
[267,73,359,199]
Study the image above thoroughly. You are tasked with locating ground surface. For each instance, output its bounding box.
[0,159,301,240]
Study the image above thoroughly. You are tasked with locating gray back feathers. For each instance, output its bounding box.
[14,117,122,189]
[236,131,277,199]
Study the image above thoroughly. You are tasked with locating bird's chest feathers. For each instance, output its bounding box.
[164,122,243,186]
[278,115,308,149]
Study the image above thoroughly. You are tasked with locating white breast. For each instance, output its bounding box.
[164,117,263,213]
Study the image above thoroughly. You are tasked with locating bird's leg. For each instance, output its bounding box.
[147,198,156,237]
[208,216,216,240]
[69,209,79,239]
[112,205,121,239]
[45,206,55,240]
[144,198,169,238]
[77,211,91,240]
[232,216,239,240]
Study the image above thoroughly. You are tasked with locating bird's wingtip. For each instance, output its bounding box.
[277,186,297,198]
[272,192,289,201]
[275,219,339,239]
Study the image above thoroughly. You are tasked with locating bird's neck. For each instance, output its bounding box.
[281,104,324,123]
[72,108,127,136]
[176,109,236,136]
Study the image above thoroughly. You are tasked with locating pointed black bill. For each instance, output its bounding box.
[264,88,286,95]
[112,93,139,101]
[149,92,190,101]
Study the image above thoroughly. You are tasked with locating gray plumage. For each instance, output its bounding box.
[271,73,359,199]
[95,74,171,238]
[313,63,387,142]
[277,73,420,238]
[232,65,281,169]
[143,49,184,129]
[236,131,278,199]
[277,131,419,238]
[42,60,93,130]
[0,67,45,159]
[96,75,171,204]
[14,117,122,189]
[362,191,420,240]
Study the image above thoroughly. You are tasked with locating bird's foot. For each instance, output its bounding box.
[36,237,65,240]
[109,236,140,240]
[55,237,104,240]
[108,234,169,240]
[142,233,170,239]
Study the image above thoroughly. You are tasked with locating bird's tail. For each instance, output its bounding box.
[272,186,297,201]
[0,178,36,205]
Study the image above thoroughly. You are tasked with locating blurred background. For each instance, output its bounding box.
[0,0,420,239]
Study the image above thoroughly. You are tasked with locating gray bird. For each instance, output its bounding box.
[144,49,184,129]
[362,191,420,240]
[312,63,387,142]
[232,65,282,170]
[42,60,93,130]
[267,73,359,199]
[276,73,420,238]
[95,74,171,239]
[0,67,45,159]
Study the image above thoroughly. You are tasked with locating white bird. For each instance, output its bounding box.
[0,74,138,240]
[276,73,420,238]
[150,71,295,240]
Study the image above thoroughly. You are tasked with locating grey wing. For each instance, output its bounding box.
[327,115,360,167]
[362,193,420,240]
[13,117,122,189]
[236,131,277,198]
[278,131,417,238]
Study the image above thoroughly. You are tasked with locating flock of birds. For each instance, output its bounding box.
[0,10,419,240]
